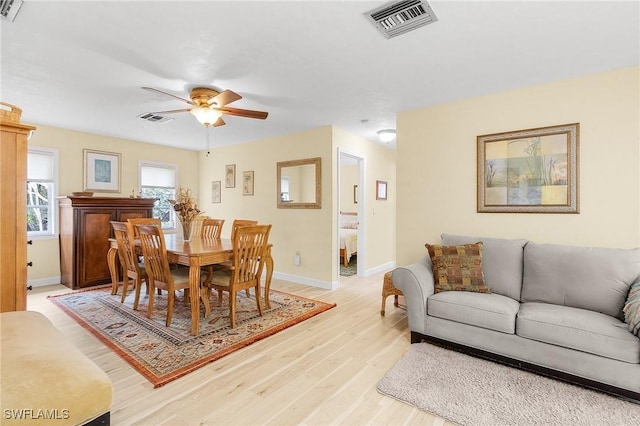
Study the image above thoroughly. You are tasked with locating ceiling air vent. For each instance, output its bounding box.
[137,113,173,124]
[365,0,438,39]
[1,0,24,22]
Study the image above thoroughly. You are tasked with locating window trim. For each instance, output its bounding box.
[27,146,59,239]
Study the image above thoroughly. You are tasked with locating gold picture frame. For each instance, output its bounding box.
[83,149,121,193]
[243,171,254,196]
[225,164,236,188]
[376,180,387,200]
[477,123,579,213]
[211,181,221,203]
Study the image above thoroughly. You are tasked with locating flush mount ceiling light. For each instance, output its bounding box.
[377,129,396,143]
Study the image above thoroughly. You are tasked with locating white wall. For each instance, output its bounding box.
[396,67,640,265]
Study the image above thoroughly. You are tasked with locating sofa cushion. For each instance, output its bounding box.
[517,302,640,364]
[428,292,520,334]
[441,234,528,300]
[624,281,640,336]
[521,242,640,320]
[426,242,489,294]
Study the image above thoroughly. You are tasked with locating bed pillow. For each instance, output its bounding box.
[426,242,490,294]
[624,281,640,336]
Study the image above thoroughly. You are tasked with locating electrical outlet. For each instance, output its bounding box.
[294,252,301,266]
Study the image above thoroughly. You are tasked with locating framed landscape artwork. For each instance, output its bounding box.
[83,149,121,192]
[477,123,579,213]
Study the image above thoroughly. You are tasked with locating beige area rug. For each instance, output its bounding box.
[49,286,335,387]
[377,343,640,426]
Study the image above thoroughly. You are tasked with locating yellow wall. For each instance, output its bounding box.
[198,125,397,288]
[396,67,640,265]
[332,127,396,276]
[198,126,334,286]
[340,163,358,211]
[26,125,199,286]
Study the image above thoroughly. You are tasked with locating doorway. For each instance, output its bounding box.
[338,150,363,281]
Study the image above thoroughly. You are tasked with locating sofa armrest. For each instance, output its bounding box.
[392,256,435,334]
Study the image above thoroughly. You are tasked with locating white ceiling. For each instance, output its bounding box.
[2,1,638,151]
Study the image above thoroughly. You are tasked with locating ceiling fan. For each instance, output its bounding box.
[142,86,268,127]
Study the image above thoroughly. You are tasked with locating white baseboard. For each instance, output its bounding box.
[363,261,396,277]
[272,272,335,290]
[28,276,62,288]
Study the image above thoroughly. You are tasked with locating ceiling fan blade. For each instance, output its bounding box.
[150,108,192,114]
[212,117,225,127]
[219,106,268,120]
[208,89,242,107]
[142,87,197,106]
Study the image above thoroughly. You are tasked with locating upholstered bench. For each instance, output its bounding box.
[0,311,112,425]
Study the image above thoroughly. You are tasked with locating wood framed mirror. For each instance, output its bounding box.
[277,157,322,209]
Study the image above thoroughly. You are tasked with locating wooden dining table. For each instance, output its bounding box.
[107,234,274,335]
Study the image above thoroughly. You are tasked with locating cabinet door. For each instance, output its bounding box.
[77,209,115,287]
[0,128,28,311]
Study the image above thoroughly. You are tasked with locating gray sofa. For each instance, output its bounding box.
[392,233,640,401]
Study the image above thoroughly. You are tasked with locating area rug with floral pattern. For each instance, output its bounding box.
[49,286,336,387]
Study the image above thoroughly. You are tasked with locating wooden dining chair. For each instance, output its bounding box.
[202,218,225,239]
[111,221,148,308]
[127,217,161,236]
[127,217,164,294]
[216,219,258,295]
[136,224,192,326]
[200,218,226,285]
[188,215,209,239]
[203,224,272,328]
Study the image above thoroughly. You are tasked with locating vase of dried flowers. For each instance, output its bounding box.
[170,187,202,241]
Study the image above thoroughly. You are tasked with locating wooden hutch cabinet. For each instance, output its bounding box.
[59,196,156,289]
[0,120,36,312]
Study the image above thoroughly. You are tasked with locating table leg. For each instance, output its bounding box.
[189,259,201,336]
[108,247,119,295]
[264,250,274,310]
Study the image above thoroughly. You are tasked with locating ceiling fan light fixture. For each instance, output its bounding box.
[377,129,396,143]
[190,107,222,126]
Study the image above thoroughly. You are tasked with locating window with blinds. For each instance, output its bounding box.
[139,161,177,229]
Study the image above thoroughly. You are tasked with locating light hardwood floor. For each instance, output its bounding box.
[28,272,453,426]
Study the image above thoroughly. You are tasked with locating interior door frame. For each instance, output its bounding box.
[337,148,364,280]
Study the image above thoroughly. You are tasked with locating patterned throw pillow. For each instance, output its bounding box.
[426,242,490,294]
[623,281,640,336]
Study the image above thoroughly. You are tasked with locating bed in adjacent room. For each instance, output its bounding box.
[339,212,358,267]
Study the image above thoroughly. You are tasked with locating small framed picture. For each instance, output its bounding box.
[225,164,236,188]
[376,180,387,200]
[84,149,121,192]
[211,181,221,203]
[243,171,254,196]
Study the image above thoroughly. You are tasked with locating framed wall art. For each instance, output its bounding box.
[243,171,254,196]
[211,181,221,203]
[376,180,387,200]
[225,164,236,188]
[83,149,121,192]
[477,123,579,213]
